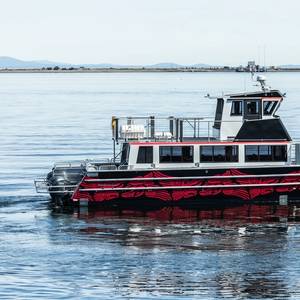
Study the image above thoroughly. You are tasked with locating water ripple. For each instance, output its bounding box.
[0,73,300,299]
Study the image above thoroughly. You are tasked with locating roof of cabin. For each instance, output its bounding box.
[128,140,290,146]
[227,90,284,98]
[234,118,291,141]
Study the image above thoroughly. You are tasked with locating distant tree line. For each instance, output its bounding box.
[41,66,85,71]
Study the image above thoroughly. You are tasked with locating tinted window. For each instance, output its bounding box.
[272,145,287,161]
[159,146,193,163]
[245,145,287,162]
[246,101,259,115]
[263,101,277,115]
[213,146,226,161]
[245,145,259,161]
[201,146,213,161]
[137,146,153,164]
[214,99,224,130]
[200,146,238,162]
[231,101,242,116]
[121,143,130,164]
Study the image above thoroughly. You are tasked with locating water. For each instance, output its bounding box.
[0,72,300,299]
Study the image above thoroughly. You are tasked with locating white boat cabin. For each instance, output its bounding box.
[120,141,290,170]
[213,90,283,141]
[110,77,292,170]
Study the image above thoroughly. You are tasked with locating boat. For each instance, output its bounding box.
[35,76,300,215]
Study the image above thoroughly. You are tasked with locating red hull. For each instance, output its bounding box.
[72,169,300,204]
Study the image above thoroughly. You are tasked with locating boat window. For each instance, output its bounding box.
[263,101,277,115]
[245,145,287,162]
[159,146,193,163]
[258,145,272,161]
[200,146,238,162]
[246,100,259,115]
[213,98,224,129]
[272,145,287,161]
[137,146,153,164]
[200,146,213,161]
[121,143,130,164]
[231,101,243,116]
[213,146,226,161]
[245,145,259,161]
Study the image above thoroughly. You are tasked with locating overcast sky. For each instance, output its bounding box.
[0,0,299,65]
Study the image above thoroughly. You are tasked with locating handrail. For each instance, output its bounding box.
[112,115,244,143]
[34,178,78,194]
[84,172,300,182]
[79,181,300,192]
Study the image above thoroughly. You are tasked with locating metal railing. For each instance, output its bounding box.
[111,116,242,142]
[34,178,78,194]
[290,142,300,165]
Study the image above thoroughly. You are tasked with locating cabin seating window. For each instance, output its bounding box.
[137,146,153,164]
[245,145,259,161]
[263,101,277,115]
[245,145,287,162]
[159,146,193,163]
[272,145,287,161]
[231,101,242,116]
[258,145,272,161]
[200,146,238,162]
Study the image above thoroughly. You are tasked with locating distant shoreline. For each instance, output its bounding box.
[1,67,300,73]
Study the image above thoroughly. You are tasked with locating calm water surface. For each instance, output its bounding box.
[0,72,300,299]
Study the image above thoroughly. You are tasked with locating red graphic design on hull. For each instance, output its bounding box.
[72,169,300,203]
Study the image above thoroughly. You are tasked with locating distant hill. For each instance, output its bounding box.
[147,62,183,69]
[0,56,214,69]
[0,56,72,68]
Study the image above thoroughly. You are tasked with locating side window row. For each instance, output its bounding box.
[231,100,278,116]
[136,145,287,164]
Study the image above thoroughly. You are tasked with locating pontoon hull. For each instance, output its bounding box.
[70,166,300,209]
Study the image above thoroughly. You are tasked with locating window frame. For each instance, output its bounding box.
[136,146,153,164]
[245,100,259,115]
[245,145,287,162]
[263,101,278,116]
[244,99,262,120]
[159,146,194,163]
[231,100,243,116]
[200,145,239,163]
[121,143,130,165]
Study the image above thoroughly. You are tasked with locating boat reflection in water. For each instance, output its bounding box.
[59,202,300,299]
[74,202,300,222]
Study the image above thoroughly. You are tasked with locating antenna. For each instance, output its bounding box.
[263,45,266,71]
[256,75,270,92]
[251,69,255,81]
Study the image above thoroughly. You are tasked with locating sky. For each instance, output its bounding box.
[0,0,299,66]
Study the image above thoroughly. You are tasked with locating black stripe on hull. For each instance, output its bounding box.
[88,166,300,179]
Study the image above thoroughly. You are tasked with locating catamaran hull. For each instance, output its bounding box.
[66,166,300,209]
